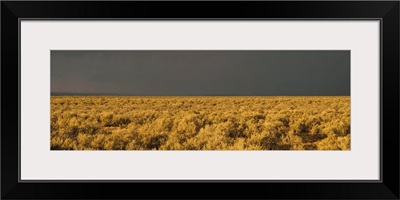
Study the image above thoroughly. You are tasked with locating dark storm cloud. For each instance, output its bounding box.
[51,50,350,96]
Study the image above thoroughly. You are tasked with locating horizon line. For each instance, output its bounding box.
[51,94,351,97]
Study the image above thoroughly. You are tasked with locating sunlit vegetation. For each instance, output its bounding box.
[51,96,350,150]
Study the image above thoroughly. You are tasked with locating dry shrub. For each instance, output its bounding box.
[50,96,350,150]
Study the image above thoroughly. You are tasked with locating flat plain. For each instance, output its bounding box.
[50,96,350,150]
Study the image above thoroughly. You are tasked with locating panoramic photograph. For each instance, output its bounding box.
[51,50,350,150]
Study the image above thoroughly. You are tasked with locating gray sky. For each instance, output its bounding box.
[51,50,350,96]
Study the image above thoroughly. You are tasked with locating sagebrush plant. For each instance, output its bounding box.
[50,96,350,150]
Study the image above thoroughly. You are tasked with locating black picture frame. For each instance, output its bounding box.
[1,1,399,199]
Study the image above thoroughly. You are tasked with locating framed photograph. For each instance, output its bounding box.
[2,1,399,199]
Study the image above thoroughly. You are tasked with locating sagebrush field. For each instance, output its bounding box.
[51,96,350,150]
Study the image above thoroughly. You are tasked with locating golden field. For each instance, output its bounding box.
[50,96,350,150]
